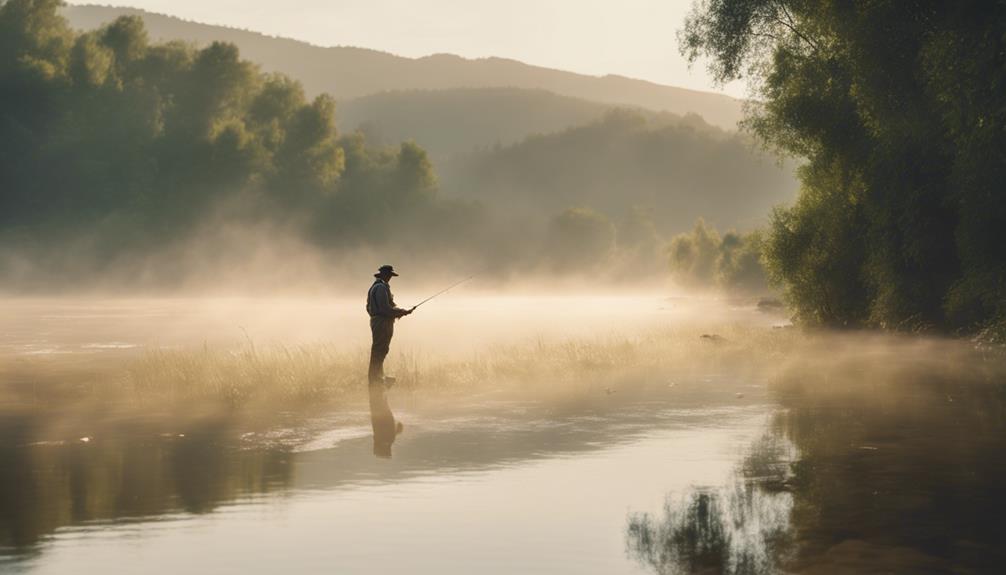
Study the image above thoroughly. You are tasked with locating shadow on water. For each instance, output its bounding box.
[0,422,292,556]
[5,329,1006,573]
[627,337,1006,574]
[0,375,751,564]
[0,377,732,562]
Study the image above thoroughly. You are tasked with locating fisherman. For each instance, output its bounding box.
[366,264,413,386]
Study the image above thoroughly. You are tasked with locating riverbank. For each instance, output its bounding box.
[4,321,1004,442]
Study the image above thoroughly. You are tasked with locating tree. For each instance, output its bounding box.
[100,14,147,78]
[668,218,720,288]
[667,219,770,295]
[394,141,437,201]
[248,73,305,153]
[546,207,616,271]
[0,0,471,286]
[682,0,1006,332]
[718,229,769,296]
[274,94,344,200]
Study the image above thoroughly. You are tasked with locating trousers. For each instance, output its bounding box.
[368,316,394,384]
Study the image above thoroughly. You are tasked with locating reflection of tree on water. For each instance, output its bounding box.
[0,423,292,552]
[627,434,795,575]
[768,350,1006,574]
[629,341,1006,574]
[628,491,730,574]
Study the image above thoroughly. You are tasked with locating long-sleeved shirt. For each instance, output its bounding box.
[366,279,408,318]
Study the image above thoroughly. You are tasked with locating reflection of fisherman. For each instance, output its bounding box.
[366,264,413,386]
[369,384,404,458]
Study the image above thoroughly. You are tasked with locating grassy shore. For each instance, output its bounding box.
[2,324,1002,436]
[1,325,785,412]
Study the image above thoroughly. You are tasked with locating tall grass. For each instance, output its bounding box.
[3,324,1003,430]
[125,344,364,409]
[118,325,794,411]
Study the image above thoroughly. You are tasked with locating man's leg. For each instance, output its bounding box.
[368,318,393,385]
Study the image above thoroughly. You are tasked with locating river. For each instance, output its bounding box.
[0,296,1003,573]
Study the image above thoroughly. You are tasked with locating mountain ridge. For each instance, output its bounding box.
[338,87,705,158]
[63,4,745,129]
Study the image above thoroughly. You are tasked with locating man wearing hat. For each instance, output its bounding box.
[366,264,413,386]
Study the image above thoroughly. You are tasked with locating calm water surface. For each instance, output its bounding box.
[1,298,1004,574]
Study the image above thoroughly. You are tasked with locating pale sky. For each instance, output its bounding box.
[67,0,745,98]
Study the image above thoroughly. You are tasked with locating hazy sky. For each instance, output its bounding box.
[67,0,745,97]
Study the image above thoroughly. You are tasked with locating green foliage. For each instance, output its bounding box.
[761,162,871,326]
[338,88,714,159]
[338,88,618,158]
[719,229,768,295]
[683,0,1006,331]
[0,0,796,287]
[669,219,721,287]
[63,5,747,130]
[669,219,769,295]
[395,141,437,198]
[440,109,798,233]
[0,0,489,282]
[274,94,344,199]
[545,208,616,271]
[613,205,665,273]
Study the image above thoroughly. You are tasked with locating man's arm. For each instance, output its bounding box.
[373,284,412,318]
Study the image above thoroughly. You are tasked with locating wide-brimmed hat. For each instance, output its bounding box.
[374,264,399,278]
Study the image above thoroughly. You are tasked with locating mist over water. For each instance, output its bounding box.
[0,292,774,358]
[3,1,1005,572]
[2,294,1004,574]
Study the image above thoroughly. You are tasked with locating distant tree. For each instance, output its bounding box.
[394,141,437,201]
[668,219,720,288]
[440,109,797,232]
[0,0,73,226]
[170,41,258,140]
[0,0,70,76]
[69,32,113,88]
[546,207,616,271]
[0,1,485,287]
[616,205,664,272]
[718,229,768,295]
[668,219,770,295]
[248,73,305,152]
[99,14,147,75]
[274,94,344,201]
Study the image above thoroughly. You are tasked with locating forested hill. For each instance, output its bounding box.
[62,4,745,130]
[439,110,799,233]
[0,0,796,289]
[338,88,689,159]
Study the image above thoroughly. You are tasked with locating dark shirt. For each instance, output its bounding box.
[367,279,407,318]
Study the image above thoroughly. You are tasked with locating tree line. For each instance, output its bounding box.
[440,109,797,233]
[36,0,1000,317]
[0,0,478,285]
[0,0,798,291]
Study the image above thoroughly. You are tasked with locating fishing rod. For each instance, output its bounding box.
[410,274,476,311]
